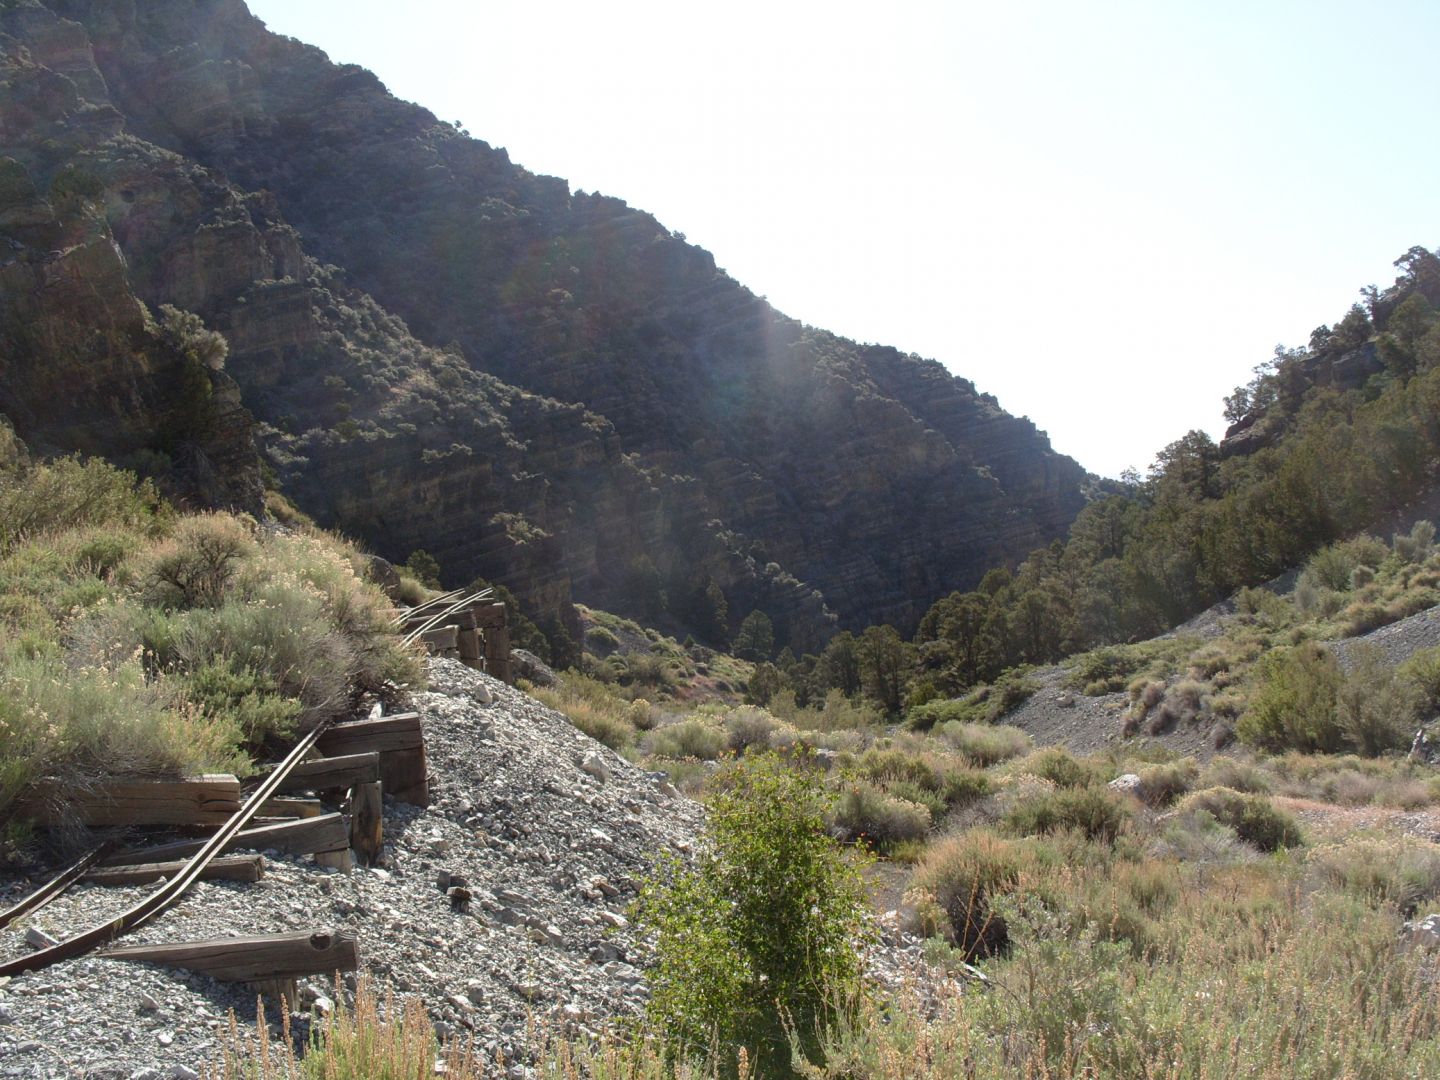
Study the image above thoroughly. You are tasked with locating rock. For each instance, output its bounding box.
[24,926,59,949]
[363,554,403,600]
[168,1067,200,1080]
[588,941,625,963]
[1403,913,1440,950]
[511,649,557,687]
[1109,773,1143,795]
[137,993,160,1013]
[579,752,611,784]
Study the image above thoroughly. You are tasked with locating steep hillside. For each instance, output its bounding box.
[0,0,1085,650]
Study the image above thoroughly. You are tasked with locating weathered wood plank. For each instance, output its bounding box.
[269,752,380,795]
[317,715,427,806]
[105,813,350,866]
[20,776,241,827]
[254,797,324,819]
[485,625,513,684]
[84,855,264,887]
[472,602,507,629]
[419,625,459,652]
[101,928,358,982]
[316,714,422,756]
[457,627,481,662]
[349,781,383,868]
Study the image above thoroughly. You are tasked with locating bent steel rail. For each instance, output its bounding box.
[0,721,331,978]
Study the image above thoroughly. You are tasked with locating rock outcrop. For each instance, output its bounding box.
[0,0,1088,646]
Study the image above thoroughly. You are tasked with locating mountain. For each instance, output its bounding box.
[0,0,1086,650]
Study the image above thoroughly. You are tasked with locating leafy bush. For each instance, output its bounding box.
[1177,788,1302,852]
[1135,760,1197,807]
[1010,746,1106,789]
[1198,757,1272,794]
[1235,643,1344,753]
[1004,787,1131,844]
[1311,834,1440,915]
[908,830,1024,959]
[854,745,990,809]
[634,754,870,1069]
[829,782,931,850]
[1336,644,1420,756]
[643,719,727,760]
[0,462,421,835]
[934,721,1032,766]
[724,706,780,753]
[906,671,1036,731]
[1399,646,1440,714]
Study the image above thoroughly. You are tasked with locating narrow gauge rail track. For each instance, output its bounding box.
[0,720,331,978]
[399,588,494,648]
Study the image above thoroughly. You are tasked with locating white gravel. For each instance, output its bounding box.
[0,660,704,1078]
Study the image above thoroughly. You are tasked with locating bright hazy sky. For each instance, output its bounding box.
[246,0,1440,478]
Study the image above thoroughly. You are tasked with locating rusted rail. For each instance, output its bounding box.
[387,588,464,628]
[0,720,331,978]
[0,840,116,931]
[400,588,493,649]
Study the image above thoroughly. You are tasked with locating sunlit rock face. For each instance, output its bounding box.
[0,0,1086,646]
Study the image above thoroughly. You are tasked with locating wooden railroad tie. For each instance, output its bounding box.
[266,752,380,796]
[84,854,264,888]
[18,775,242,828]
[100,928,359,1006]
[105,813,350,867]
[318,714,428,807]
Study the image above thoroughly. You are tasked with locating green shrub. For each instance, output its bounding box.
[1236,643,1343,753]
[1336,644,1420,756]
[634,754,870,1070]
[906,672,1036,731]
[1004,787,1131,844]
[908,830,1024,959]
[1198,757,1272,794]
[935,721,1032,766]
[1010,746,1106,789]
[140,513,256,609]
[1177,787,1303,852]
[1135,760,1197,807]
[829,782,931,850]
[643,719,727,760]
[1399,646,1440,714]
[1311,834,1440,915]
[723,706,779,753]
[0,457,163,557]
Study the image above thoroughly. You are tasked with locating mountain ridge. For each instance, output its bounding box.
[0,0,1087,649]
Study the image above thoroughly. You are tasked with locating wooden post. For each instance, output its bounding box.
[457,627,482,669]
[485,624,513,684]
[349,781,383,867]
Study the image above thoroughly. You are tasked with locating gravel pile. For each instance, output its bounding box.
[0,660,705,1078]
[1331,602,1440,671]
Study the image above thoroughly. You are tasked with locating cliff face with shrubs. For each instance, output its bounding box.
[0,0,1087,648]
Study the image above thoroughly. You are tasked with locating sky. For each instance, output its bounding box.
[246,0,1440,478]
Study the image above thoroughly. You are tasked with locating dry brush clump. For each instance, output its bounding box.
[0,457,420,844]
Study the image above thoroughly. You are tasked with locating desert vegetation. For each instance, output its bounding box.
[0,455,420,853]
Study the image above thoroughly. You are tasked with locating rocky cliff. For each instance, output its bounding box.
[0,0,1087,648]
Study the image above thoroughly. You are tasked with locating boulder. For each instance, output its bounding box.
[512,648,557,687]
